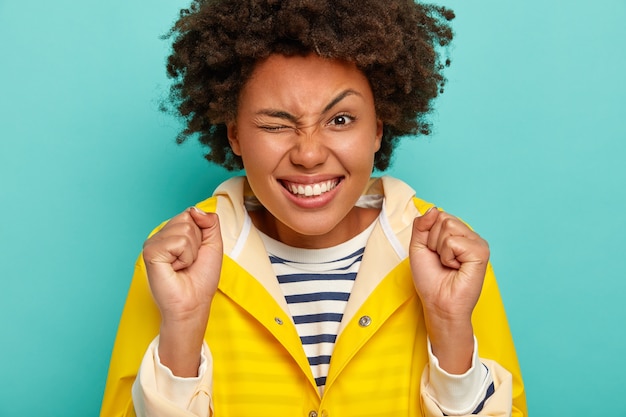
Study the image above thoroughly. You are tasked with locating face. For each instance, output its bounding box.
[228,54,383,248]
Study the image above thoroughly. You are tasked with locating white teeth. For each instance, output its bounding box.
[286,180,337,197]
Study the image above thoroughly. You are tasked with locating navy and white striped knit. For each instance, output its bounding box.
[258,221,376,394]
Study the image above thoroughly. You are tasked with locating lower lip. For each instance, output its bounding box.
[281,181,342,209]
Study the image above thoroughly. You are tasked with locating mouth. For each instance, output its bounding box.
[281,178,342,197]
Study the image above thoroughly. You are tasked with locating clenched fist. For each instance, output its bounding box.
[409,207,490,374]
[142,207,224,377]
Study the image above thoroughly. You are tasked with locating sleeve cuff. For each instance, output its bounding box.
[425,336,493,416]
[152,336,210,410]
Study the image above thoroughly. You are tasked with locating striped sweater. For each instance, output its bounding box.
[259,220,376,394]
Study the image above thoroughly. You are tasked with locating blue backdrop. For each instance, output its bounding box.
[1,0,625,415]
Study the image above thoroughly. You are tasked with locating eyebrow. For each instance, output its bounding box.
[255,89,362,122]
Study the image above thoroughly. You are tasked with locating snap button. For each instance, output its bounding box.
[274,317,284,325]
[358,315,372,327]
[308,411,318,417]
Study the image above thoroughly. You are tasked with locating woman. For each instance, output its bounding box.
[101,1,526,416]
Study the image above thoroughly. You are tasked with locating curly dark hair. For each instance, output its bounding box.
[164,0,454,171]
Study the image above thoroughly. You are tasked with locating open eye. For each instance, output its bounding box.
[328,113,356,127]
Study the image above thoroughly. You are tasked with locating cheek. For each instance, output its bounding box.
[345,135,379,166]
[240,139,284,173]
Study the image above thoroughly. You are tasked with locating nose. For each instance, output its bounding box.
[289,128,329,169]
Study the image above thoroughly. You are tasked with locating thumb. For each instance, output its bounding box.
[410,206,439,248]
[186,207,223,277]
[188,207,222,246]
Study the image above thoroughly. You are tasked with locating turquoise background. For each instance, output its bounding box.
[1,0,625,415]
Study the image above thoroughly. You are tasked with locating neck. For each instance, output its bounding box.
[249,206,380,249]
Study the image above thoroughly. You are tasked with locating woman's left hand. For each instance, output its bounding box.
[409,207,490,373]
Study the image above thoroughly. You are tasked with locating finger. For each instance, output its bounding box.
[188,207,220,234]
[185,209,223,278]
[143,207,222,280]
[169,235,201,271]
[144,232,200,272]
[437,234,462,270]
[432,215,480,255]
[438,235,490,271]
[159,208,200,229]
[188,207,221,248]
[155,217,203,253]
[424,211,463,251]
[144,211,205,272]
[411,207,439,248]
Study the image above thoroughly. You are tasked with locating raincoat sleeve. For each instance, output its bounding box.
[131,337,213,416]
[100,253,214,417]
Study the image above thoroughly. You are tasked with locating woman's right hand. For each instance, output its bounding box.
[142,207,223,376]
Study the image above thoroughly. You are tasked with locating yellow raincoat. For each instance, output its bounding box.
[101,176,526,416]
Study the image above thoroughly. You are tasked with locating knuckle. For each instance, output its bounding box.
[441,216,461,232]
[179,221,197,236]
[142,235,159,252]
[440,215,455,226]
[175,234,195,250]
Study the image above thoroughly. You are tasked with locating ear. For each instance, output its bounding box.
[374,119,383,152]
[227,122,242,156]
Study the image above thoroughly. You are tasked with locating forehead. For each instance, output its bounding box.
[239,54,374,111]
